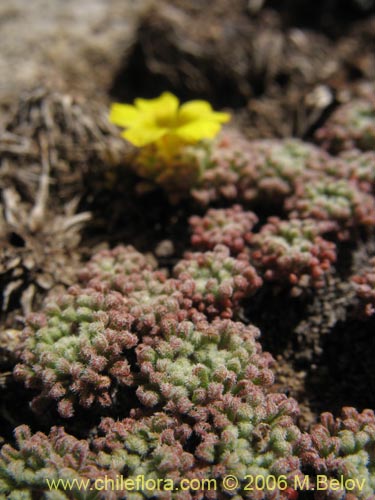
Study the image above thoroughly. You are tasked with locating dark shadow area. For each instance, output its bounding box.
[0,381,49,444]
[244,287,311,356]
[80,167,191,267]
[266,0,375,37]
[110,21,249,109]
[305,316,375,416]
[109,1,291,108]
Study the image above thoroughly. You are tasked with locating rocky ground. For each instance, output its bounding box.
[0,0,149,110]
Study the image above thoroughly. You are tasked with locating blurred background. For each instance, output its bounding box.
[1,0,374,138]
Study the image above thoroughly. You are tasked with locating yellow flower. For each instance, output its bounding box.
[109,92,230,148]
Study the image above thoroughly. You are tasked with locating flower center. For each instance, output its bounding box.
[154,110,178,129]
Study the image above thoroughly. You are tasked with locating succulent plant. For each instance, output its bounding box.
[189,205,257,255]
[352,257,375,317]
[303,408,375,499]
[316,150,375,196]
[244,138,330,200]
[13,282,139,418]
[0,424,104,499]
[0,391,308,500]
[249,218,337,293]
[173,245,262,318]
[78,245,156,284]
[191,134,329,206]
[94,412,200,500]
[315,98,375,153]
[338,150,375,193]
[8,257,308,499]
[94,315,307,498]
[190,131,260,206]
[79,246,195,336]
[94,396,307,500]
[135,317,273,413]
[132,142,207,203]
[9,221,375,500]
[285,178,375,239]
[13,243,263,416]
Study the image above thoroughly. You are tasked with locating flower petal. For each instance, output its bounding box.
[122,125,167,147]
[179,100,231,125]
[135,92,179,117]
[174,120,223,142]
[209,111,231,124]
[109,103,141,127]
[179,101,213,120]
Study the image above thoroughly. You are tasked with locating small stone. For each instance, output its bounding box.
[154,240,174,258]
